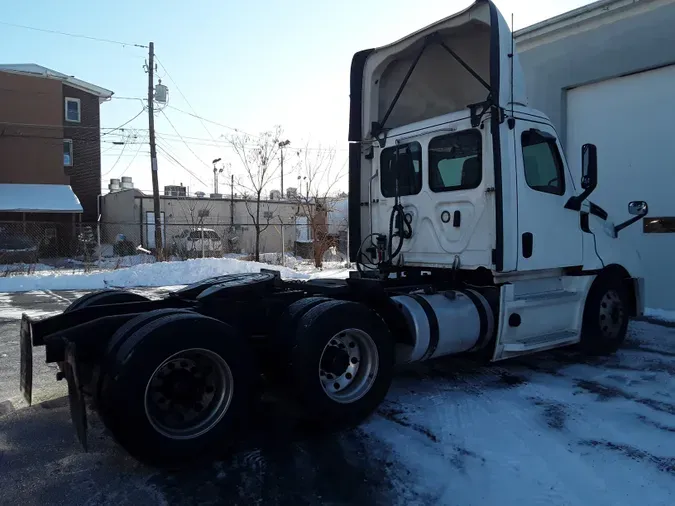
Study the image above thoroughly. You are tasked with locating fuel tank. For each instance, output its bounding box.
[392,289,495,364]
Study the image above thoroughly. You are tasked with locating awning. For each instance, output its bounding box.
[0,184,83,213]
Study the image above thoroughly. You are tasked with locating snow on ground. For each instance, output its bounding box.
[0,317,673,505]
[0,288,674,504]
[646,307,675,323]
[0,292,62,320]
[360,320,675,505]
[0,257,309,293]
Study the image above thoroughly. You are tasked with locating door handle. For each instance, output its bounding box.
[522,232,533,258]
[453,210,461,227]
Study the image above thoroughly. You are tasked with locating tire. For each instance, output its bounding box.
[62,290,151,384]
[176,272,277,301]
[261,297,332,382]
[98,312,256,466]
[65,289,149,313]
[288,300,394,428]
[580,274,630,355]
[278,297,332,348]
[96,309,196,402]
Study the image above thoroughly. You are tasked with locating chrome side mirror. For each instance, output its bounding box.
[628,201,648,216]
[615,200,649,236]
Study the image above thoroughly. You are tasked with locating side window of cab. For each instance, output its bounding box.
[521,130,565,196]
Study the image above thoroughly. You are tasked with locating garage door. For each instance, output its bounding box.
[566,64,675,310]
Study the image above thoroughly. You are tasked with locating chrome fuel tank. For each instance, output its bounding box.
[392,290,494,364]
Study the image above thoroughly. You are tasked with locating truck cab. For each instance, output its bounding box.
[348,0,648,359]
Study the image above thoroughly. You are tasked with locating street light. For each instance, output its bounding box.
[278,140,290,198]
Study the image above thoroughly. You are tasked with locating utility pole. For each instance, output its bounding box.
[147,41,163,259]
[230,174,235,227]
[278,139,290,198]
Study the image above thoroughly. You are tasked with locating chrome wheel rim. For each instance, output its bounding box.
[318,328,379,404]
[144,348,233,440]
[599,290,625,340]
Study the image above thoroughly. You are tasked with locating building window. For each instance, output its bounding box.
[521,130,565,196]
[428,130,482,192]
[65,97,81,123]
[63,139,73,166]
[380,141,422,198]
[644,217,675,233]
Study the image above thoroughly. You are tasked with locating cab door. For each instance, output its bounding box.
[515,122,582,270]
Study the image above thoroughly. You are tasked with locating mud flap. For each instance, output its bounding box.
[19,314,33,406]
[64,342,88,451]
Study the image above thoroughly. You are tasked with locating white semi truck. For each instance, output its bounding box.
[20,0,648,465]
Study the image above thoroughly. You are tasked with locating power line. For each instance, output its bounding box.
[119,134,149,178]
[154,132,350,152]
[165,105,258,138]
[0,119,146,132]
[156,142,208,186]
[110,96,146,101]
[159,109,210,168]
[1,122,348,152]
[0,20,148,48]
[102,136,130,176]
[155,57,218,142]
[101,109,146,136]
[101,151,149,157]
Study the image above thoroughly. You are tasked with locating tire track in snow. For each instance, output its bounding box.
[43,289,75,305]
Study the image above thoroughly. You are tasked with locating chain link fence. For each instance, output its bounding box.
[0,219,349,277]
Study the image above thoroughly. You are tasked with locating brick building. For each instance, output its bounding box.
[0,64,112,259]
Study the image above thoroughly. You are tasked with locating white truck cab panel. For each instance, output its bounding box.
[348,0,647,363]
[350,0,526,273]
[371,111,495,269]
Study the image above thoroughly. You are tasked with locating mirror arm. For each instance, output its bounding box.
[564,188,593,211]
[614,214,645,236]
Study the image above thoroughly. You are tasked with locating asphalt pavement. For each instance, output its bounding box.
[1,289,674,506]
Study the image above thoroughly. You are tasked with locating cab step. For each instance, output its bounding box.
[510,290,582,309]
[502,330,578,353]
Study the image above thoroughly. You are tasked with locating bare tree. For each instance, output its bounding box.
[226,127,282,261]
[293,143,347,268]
[173,197,217,259]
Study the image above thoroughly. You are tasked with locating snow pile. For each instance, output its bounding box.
[645,307,675,323]
[96,254,157,269]
[256,252,302,270]
[0,257,308,293]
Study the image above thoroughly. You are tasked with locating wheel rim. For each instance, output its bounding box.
[599,289,625,340]
[144,348,233,440]
[318,328,379,404]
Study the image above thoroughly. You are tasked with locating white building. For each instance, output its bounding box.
[516,0,675,309]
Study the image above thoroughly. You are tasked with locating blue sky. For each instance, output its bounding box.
[3,0,591,195]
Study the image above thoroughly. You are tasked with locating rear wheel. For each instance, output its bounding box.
[62,290,151,382]
[98,313,256,466]
[580,275,630,355]
[261,297,331,382]
[288,300,394,428]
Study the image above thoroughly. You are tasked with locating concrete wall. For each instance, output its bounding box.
[101,192,314,255]
[516,0,675,148]
[0,72,66,185]
[100,190,141,244]
[151,197,303,255]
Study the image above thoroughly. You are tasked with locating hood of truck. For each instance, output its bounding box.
[349,0,526,141]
